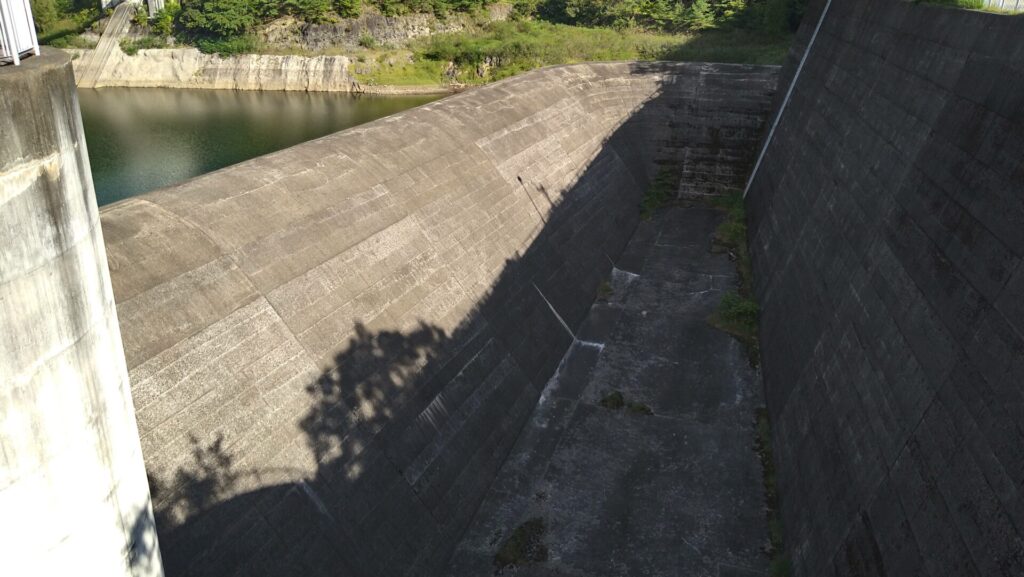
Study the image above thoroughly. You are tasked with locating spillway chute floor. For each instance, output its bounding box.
[447,205,769,576]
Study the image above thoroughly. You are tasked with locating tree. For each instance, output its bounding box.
[285,0,333,22]
[684,0,715,29]
[335,0,360,18]
[179,0,256,37]
[30,0,60,32]
[151,1,181,36]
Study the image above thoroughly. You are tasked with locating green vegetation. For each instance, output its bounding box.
[655,27,790,64]
[30,0,101,46]
[152,2,183,36]
[353,52,446,85]
[599,390,654,415]
[531,0,807,35]
[49,32,97,48]
[755,407,790,576]
[915,0,1023,13]
[710,190,752,296]
[194,33,261,54]
[35,0,806,84]
[596,280,614,301]
[640,165,680,219]
[120,35,169,55]
[494,517,548,570]
[707,190,759,364]
[358,33,378,48]
[333,20,791,85]
[915,0,984,9]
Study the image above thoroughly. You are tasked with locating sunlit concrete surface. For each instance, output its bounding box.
[0,49,162,577]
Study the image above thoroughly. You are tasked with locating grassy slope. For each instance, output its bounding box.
[352,21,792,86]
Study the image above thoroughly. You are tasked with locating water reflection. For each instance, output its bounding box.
[78,88,441,206]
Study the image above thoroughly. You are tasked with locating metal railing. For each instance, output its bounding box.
[984,0,1024,11]
[0,0,39,65]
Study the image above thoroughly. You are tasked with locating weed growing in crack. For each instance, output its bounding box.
[599,390,653,415]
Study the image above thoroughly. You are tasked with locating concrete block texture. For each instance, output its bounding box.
[0,49,162,577]
[746,1,1024,576]
[99,61,777,575]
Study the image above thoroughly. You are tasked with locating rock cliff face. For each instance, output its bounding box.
[69,47,447,93]
[262,5,511,51]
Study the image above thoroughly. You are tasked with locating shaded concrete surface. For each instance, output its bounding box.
[447,206,767,577]
[747,1,1024,575]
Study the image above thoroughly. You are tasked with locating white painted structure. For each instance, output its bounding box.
[0,0,39,65]
[148,0,165,18]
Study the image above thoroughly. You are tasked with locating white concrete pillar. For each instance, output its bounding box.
[0,48,163,577]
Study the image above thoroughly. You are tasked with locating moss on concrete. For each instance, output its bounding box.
[640,166,680,219]
[494,517,548,571]
[756,407,790,576]
[599,390,653,415]
[706,190,760,365]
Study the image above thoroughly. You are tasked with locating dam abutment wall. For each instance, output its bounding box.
[99,62,778,575]
[747,1,1024,575]
[0,49,162,577]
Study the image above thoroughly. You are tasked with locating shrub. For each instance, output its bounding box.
[134,4,150,27]
[684,0,716,30]
[718,292,759,329]
[195,34,260,54]
[48,33,97,48]
[152,1,181,36]
[120,35,167,55]
[335,0,360,17]
[286,0,334,22]
[358,33,378,48]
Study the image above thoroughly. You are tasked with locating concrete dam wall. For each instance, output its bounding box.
[99,62,778,575]
[747,0,1024,575]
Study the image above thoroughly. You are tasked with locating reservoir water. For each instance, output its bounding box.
[78,87,441,206]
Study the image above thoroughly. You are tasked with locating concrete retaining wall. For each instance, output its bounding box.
[100,61,777,575]
[747,1,1024,575]
[0,49,162,577]
[70,47,377,93]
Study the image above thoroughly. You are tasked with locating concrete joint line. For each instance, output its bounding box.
[742,0,834,199]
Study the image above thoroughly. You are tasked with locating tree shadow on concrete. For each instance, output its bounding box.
[150,321,453,577]
[139,61,779,577]
[301,321,449,466]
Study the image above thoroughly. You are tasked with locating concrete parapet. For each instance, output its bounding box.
[0,49,162,577]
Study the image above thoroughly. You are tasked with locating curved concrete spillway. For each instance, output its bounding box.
[99,62,778,575]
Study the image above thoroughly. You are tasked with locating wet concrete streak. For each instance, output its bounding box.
[448,206,768,576]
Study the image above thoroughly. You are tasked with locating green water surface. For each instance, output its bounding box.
[78,87,440,206]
